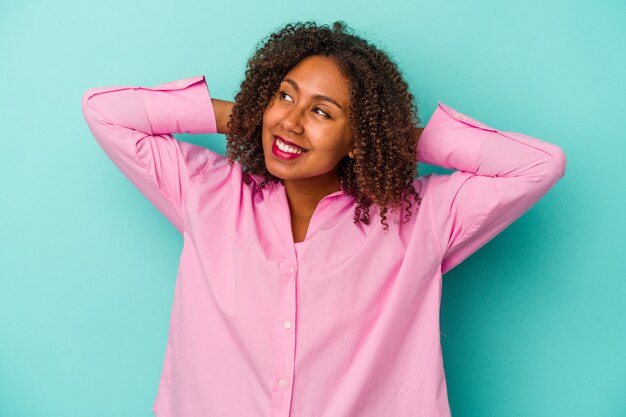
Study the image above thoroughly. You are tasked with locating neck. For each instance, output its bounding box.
[283,175,342,219]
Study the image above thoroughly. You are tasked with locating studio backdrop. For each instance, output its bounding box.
[0,1,624,416]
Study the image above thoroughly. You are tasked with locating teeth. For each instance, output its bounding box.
[276,138,303,154]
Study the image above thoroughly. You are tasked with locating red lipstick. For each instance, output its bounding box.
[272,136,307,160]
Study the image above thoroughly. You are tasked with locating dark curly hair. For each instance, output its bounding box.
[225,20,422,230]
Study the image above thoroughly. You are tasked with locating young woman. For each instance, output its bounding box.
[82,21,566,417]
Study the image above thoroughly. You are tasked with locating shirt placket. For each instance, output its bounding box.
[269,260,298,417]
[265,186,342,416]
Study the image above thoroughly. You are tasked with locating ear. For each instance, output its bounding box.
[348,148,355,159]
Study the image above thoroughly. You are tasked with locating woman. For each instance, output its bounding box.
[82,21,566,417]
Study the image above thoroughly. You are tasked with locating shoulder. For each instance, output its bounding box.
[412,173,436,195]
[188,150,277,206]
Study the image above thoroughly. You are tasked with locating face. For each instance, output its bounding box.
[261,55,354,187]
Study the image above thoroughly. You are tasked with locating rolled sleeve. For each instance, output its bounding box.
[81,75,221,234]
[418,102,567,274]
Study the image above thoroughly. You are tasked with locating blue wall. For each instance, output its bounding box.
[1,1,624,416]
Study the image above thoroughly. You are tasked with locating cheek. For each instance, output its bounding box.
[264,100,281,119]
[261,109,270,127]
[261,111,275,136]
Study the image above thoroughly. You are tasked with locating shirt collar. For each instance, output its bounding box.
[250,173,348,199]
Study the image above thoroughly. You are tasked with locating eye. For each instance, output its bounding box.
[279,91,293,102]
[313,107,330,118]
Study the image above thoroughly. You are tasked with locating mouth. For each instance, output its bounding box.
[274,136,308,152]
[272,136,308,160]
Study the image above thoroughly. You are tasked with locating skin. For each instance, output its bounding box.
[212,98,235,135]
[212,55,425,242]
[260,55,356,242]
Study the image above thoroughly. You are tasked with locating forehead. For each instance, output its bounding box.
[283,55,351,105]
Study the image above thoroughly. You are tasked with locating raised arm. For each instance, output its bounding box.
[416,102,566,275]
[211,98,235,134]
[81,75,220,233]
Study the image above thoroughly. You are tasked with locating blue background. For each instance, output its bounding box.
[1,1,624,416]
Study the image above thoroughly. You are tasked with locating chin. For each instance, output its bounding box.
[263,159,284,180]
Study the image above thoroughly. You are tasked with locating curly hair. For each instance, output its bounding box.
[225,20,422,231]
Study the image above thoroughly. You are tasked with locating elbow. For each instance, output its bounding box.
[82,88,97,111]
[549,145,567,180]
[533,145,566,192]
[81,88,112,145]
[81,88,100,122]
[81,88,113,127]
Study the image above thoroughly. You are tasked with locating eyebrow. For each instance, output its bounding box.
[281,78,344,110]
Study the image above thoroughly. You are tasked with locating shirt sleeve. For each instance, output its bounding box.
[417,101,567,275]
[81,75,219,234]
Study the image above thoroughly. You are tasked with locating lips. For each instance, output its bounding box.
[272,137,306,160]
[275,136,307,152]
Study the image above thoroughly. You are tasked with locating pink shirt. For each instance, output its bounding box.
[82,75,566,417]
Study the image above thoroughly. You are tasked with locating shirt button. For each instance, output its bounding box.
[289,266,295,273]
[284,321,293,329]
[278,378,288,387]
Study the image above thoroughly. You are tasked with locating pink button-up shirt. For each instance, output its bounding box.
[81,75,566,417]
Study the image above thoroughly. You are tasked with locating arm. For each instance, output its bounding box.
[412,127,425,142]
[416,102,566,275]
[211,98,235,134]
[81,75,219,233]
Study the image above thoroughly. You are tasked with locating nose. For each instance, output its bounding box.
[280,105,305,135]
